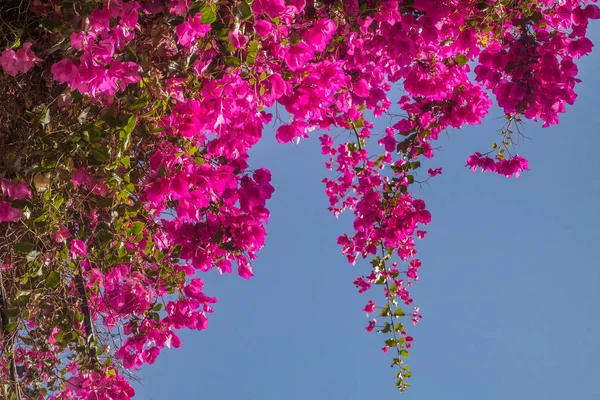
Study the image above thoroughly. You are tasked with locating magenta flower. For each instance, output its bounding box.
[53,228,71,243]
[366,319,376,332]
[427,168,442,177]
[283,42,314,71]
[237,255,254,280]
[568,37,594,58]
[48,327,61,345]
[51,59,79,85]
[363,300,376,316]
[72,168,90,187]
[70,240,88,259]
[251,0,286,18]
[176,13,211,48]
[228,28,249,49]
[254,20,273,36]
[0,201,22,222]
[0,42,42,76]
[304,19,337,52]
[1,179,31,200]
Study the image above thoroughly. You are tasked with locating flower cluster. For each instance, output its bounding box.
[50,1,142,98]
[0,179,31,222]
[0,42,42,76]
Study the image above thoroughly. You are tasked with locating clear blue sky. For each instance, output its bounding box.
[133,25,600,400]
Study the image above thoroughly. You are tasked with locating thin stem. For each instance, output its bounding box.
[74,266,98,368]
[0,270,23,400]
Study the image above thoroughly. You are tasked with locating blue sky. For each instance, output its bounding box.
[133,25,600,400]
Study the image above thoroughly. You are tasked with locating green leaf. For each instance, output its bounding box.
[380,322,392,333]
[129,96,149,111]
[380,304,391,317]
[16,290,31,298]
[91,146,111,163]
[200,6,217,24]
[75,312,85,323]
[45,271,60,289]
[15,242,35,253]
[26,251,40,263]
[39,108,51,127]
[102,115,121,128]
[400,349,409,358]
[237,1,253,20]
[119,115,137,151]
[455,54,469,66]
[225,56,241,67]
[122,115,137,136]
[120,156,131,169]
[188,2,204,16]
[131,221,145,236]
[393,308,406,317]
[246,40,259,66]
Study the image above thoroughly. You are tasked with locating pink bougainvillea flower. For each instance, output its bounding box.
[53,227,72,243]
[252,0,286,18]
[254,20,273,36]
[109,61,142,85]
[228,28,249,49]
[0,201,22,222]
[283,42,314,71]
[15,42,42,72]
[70,240,88,259]
[275,121,307,144]
[366,319,376,332]
[237,255,254,280]
[72,168,91,187]
[48,327,61,345]
[0,49,18,76]
[269,73,287,98]
[1,179,31,200]
[51,59,79,85]
[569,37,594,58]
[0,42,42,76]
[304,19,337,52]
[428,168,442,177]
[168,0,190,14]
[175,13,211,48]
[363,300,376,316]
[10,181,32,200]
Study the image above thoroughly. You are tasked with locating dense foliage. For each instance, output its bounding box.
[0,0,597,397]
